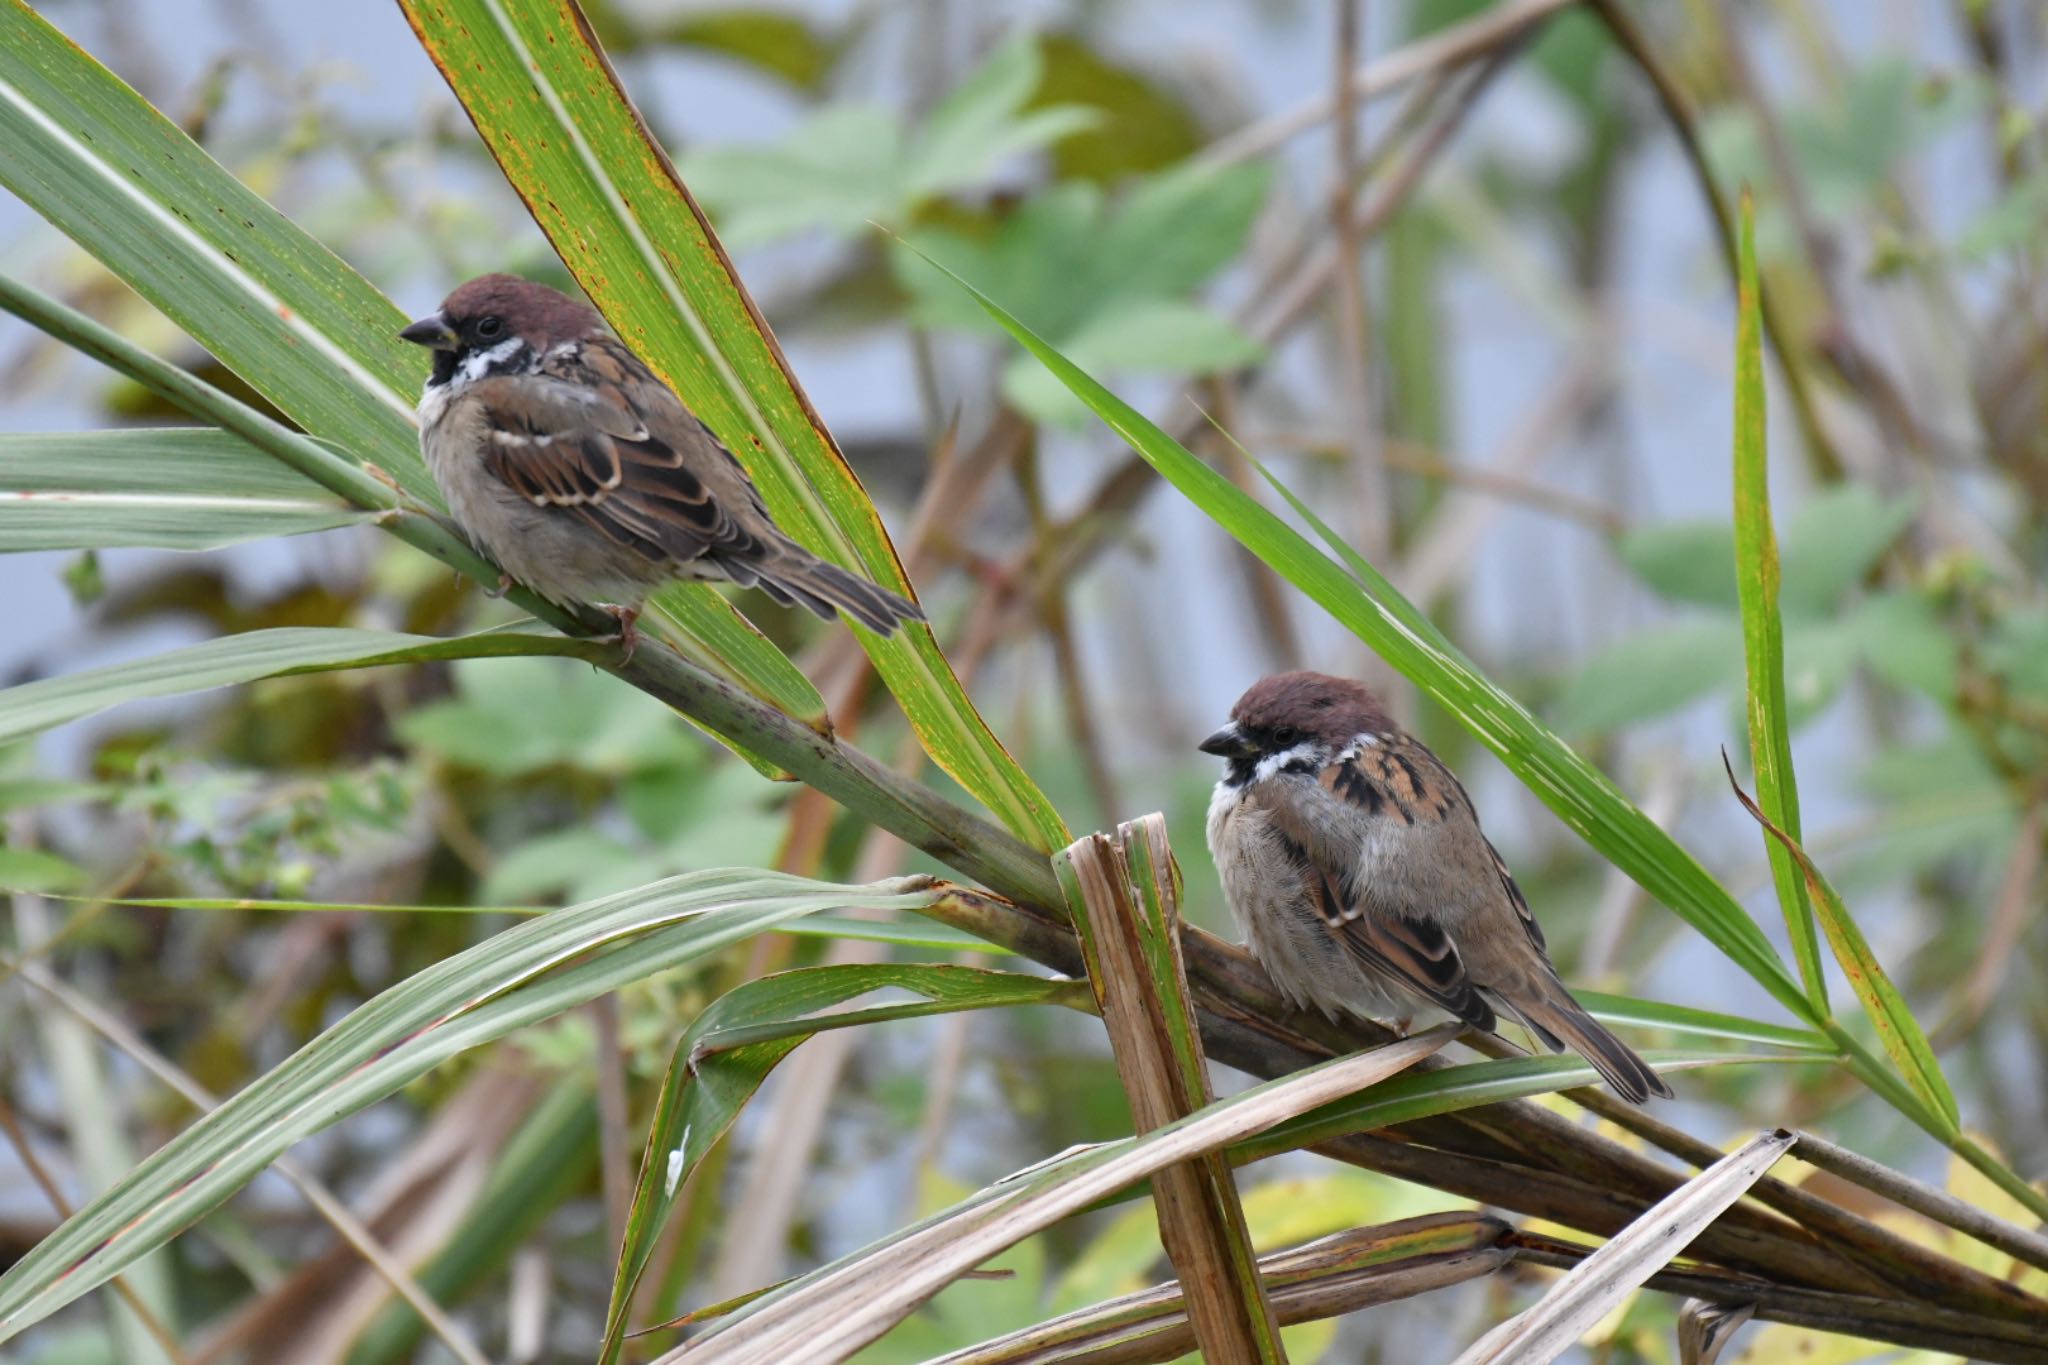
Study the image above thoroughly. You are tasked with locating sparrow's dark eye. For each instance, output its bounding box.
[474,316,505,340]
[1271,725,1300,746]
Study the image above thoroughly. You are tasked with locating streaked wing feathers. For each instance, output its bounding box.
[1487,837,1547,953]
[468,347,769,569]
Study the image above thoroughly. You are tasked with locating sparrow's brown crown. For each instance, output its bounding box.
[437,274,604,349]
[1229,671,1393,749]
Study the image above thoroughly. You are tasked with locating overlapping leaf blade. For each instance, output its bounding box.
[1249,1051,1786,1161]
[1730,196,1826,1013]
[397,0,1068,850]
[0,626,601,748]
[1722,764,1959,1131]
[1451,1130,1796,1365]
[0,429,370,549]
[1575,991,1833,1055]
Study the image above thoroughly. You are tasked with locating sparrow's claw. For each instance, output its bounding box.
[483,573,514,599]
[601,604,641,663]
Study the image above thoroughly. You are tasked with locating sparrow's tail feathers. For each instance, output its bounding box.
[1507,985,1672,1106]
[746,548,925,635]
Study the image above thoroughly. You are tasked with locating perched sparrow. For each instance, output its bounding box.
[1203,671,1671,1104]
[400,274,922,652]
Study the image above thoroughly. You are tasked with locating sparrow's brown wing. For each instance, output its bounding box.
[463,344,771,570]
[461,339,923,634]
[1486,834,1547,953]
[1256,751,1498,1032]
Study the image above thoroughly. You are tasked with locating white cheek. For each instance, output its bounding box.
[1252,743,1320,784]
[459,337,523,382]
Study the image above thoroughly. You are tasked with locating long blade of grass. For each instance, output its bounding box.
[1449,1129,1796,1365]
[0,10,827,730]
[1574,992,1833,1055]
[602,963,1090,1361]
[0,429,370,549]
[25,894,1008,953]
[1244,1051,1784,1162]
[908,1050,1781,1231]
[0,626,599,748]
[1730,194,1826,1014]
[396,0,1067,850]
[1720,756,1958,1132]
[912,248,1807,1021]
[0,870,943,1342]
[663,1029,1456,1365]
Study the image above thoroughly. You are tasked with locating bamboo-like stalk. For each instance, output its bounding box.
[1057,817,1284,1365]
[1791,1130,2048,1277]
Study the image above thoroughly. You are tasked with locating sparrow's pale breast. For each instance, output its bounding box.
[1206,776,1408,1021]
[421,389,663,608]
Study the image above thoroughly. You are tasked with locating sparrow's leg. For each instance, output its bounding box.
[601,604,641,663]
[482,573,515,599]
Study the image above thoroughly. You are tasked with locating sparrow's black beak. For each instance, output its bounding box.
[1199,724,1252,759]
[399,314,457,350]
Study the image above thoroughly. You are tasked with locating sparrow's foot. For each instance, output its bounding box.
[601,604,641,663]
[483,573,514,599]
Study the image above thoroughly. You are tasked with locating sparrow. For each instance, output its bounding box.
[399,274,922,654]
[1202,671,1671,1104]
